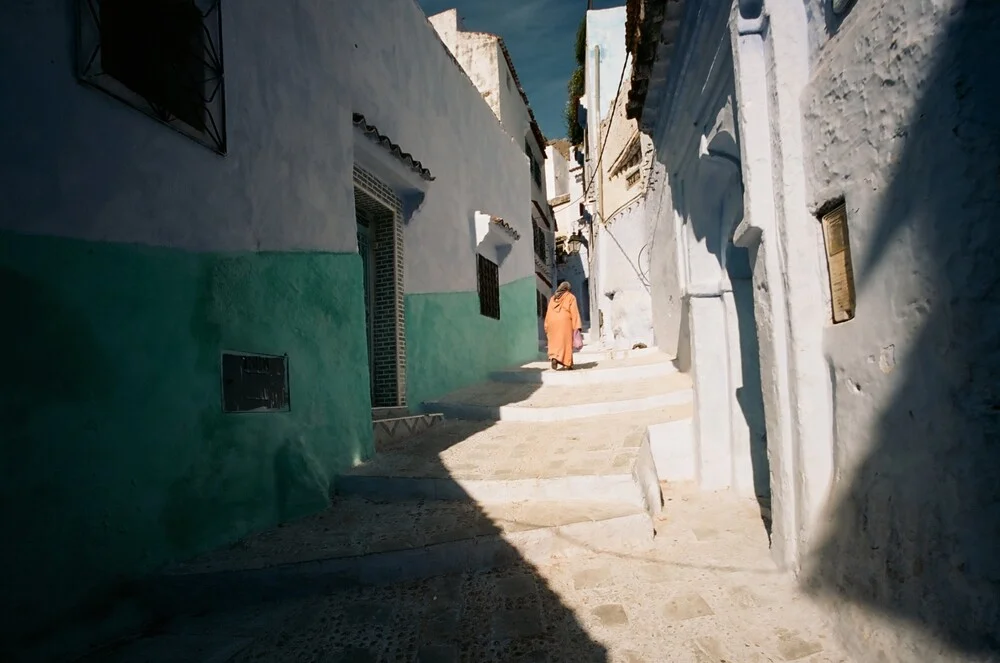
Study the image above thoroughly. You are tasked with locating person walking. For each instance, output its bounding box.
[544,281,583,370]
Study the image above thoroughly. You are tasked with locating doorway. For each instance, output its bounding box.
[356,212,375,401]
[353,166,406,408]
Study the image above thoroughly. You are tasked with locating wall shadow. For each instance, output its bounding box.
[68,367,612,662]
[655,62,771,535]
[802,0,1000,657]
[728,242,771,534]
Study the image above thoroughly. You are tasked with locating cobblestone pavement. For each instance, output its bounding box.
[82,485,852,663]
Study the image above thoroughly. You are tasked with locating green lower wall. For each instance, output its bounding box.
[0,231,373,643]
[405,276,539,407]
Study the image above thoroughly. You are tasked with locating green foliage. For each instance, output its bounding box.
[574,17,587,67]
[563,15,587,144]
[567,67,585,99]
[564,99,584,146]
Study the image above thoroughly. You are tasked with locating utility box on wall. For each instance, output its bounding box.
[221,352,290,413]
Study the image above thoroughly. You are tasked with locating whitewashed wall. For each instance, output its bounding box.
[355,3,533,294]
[599,201,654,348]
[793,0,1000,659]
[0,0,532,294]
[0,1,359,253]
[545,145,569,200]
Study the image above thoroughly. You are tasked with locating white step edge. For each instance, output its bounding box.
[634,433,664,517]
[573,346,662,361]
[338,472,646,507]
[647,417,696,482]
[490,360,677,386]
[428,389,693,423]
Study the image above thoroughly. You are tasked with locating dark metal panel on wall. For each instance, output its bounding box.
[221,352,290,413]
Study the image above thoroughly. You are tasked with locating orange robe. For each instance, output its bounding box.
[544,292,582,367]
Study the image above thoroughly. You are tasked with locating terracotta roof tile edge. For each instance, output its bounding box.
[352,113,436,182]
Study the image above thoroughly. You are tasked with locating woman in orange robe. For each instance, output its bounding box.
[544,281,583,370]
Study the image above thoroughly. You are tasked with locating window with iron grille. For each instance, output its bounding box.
[533,220,547,262]
[77,0,227,154]
[525,139,542,188]
[537,291,547,318]
[626,169,641,188]
[477,254,501,320]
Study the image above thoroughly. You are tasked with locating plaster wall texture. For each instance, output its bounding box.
[638,0,766,498]
[645,159,685,359]
[545,144,570,200]
[720,0,835,572]
[428,10,552,298]
[0,0,538,649]
[794,0,1000,659]
[600,202,654,350]
[354,5,535,296]
[599,73,645,218]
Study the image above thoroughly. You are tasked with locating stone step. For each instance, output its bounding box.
[373,413,443,449]
[424,373,693,422]
[491,351,678,386]
[337,471,647,508]
[574,345,662,361]
[158,498,651,592]
[341,409,692,516]
[646,417,697,483]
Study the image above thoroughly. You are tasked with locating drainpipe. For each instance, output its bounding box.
[588,44,603,338]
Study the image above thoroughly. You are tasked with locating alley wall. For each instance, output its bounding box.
[0,0,536,652]
[798,0,1000,658]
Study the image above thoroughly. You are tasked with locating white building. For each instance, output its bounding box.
[0,0,538,655]
[576,6,655,349]
[628,0,1000,659]
[429,9,556,334]
[545,139,592,325]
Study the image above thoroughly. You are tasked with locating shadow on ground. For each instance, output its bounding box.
[802,0,1000,658]
[75,366,613,663]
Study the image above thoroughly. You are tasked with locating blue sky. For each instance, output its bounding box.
[417,0,625,141]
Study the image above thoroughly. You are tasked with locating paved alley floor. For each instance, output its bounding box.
[82,485,851,663]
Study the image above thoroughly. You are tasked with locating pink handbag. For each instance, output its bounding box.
[572,329,584,352]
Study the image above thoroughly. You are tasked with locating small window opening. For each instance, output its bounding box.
[477,254,501,320]
[101,0,206,131]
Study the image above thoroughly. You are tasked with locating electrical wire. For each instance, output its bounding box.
[582,51,632,204]
[549,49,632,226]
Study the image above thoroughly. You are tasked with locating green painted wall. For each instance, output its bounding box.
[0,231,373,643]
[405,276,538,407]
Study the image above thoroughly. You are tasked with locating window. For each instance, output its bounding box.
[626,169,641,188]
[525,139,542,188]
[537,291,547,318]
[477,254,501,320]
[77,0,227,153]
[622,151,641,173]
[533,220,547,262]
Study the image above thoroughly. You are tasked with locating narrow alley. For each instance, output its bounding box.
[77,344,847,663]
[2,0,998,661]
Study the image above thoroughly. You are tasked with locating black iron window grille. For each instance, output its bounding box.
[477,253,501,320]
[76,0,227,154]
[537,291,547,318]
[533,220,547,262]
[525,139,542,188]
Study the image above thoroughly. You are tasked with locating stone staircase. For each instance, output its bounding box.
[159,346,694,603]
